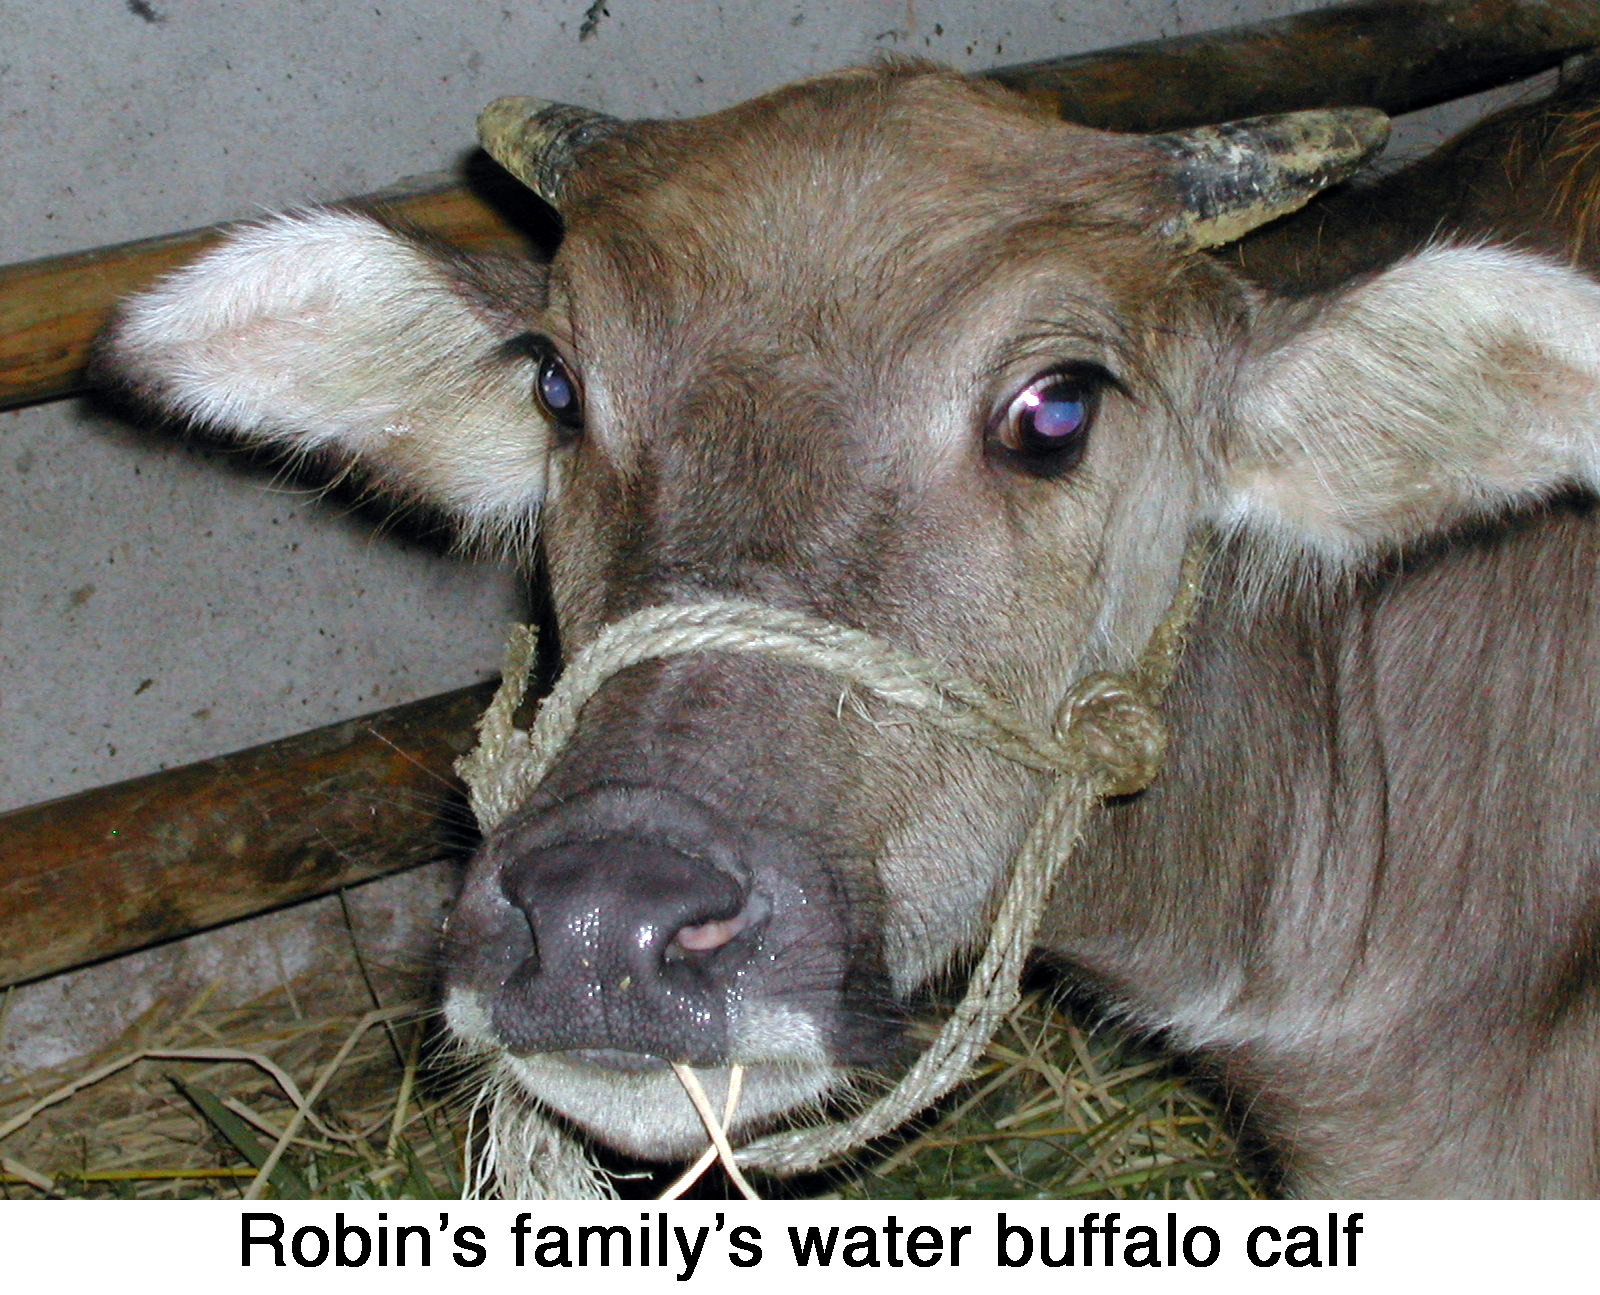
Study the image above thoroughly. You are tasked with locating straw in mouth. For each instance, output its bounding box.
[658,1063,759,1200]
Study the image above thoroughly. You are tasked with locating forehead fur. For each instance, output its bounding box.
[554,64,1184,318]
[541,64,1230,432]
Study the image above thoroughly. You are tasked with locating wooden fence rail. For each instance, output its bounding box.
[0,686,492,988]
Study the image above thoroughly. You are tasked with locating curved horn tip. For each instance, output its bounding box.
[476,95,619,206]
[477,96,555,153]
[1159,106,1392,250]
[1342,106,1393,154]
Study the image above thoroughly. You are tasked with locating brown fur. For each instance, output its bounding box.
[1056,508,1600,1194]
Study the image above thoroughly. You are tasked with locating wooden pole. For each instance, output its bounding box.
[0,684,492,988]
[991,0,1600,130]
[3,0,1596,412]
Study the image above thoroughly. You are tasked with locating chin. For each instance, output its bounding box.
[445,985,851,1161]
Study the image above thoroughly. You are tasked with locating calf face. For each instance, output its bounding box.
[99,65,1600,1171]
[441,77,1276,1155]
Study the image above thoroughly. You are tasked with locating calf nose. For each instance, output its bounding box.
[492,835,760,1064]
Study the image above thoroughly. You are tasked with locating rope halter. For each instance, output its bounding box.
[455,538,1210,1192]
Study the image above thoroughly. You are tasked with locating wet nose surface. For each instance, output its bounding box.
[492,834,760,1064]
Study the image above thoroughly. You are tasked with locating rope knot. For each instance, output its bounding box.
[1055,672,1168,798]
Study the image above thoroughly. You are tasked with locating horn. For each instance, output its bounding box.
[1152,107,1390,249]
[478,96,621,208]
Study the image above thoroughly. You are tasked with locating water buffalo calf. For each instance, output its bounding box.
[98,63,1600,1196]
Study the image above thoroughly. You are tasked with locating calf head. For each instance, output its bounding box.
[99,64,1600,1161]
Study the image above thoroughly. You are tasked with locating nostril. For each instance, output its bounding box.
[667,892,769,960]
[676,913,746,953]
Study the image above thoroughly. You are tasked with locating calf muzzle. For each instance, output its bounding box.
[446,782,865,1070]
[496,830,755,1064]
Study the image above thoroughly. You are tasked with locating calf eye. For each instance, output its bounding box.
[534,347,584,433]
[988,365,1105,478]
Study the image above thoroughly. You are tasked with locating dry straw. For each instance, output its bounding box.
[0,995,458,1199]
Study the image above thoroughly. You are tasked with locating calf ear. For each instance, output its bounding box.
[96,208,550,547]
[1219,245,1600,561]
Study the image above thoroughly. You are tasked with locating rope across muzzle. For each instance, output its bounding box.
[455,539,1210,1191]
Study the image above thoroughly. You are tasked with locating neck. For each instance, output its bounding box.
[1040,508,1600,1193]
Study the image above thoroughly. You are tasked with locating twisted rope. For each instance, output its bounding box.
[456,539,1210,1192]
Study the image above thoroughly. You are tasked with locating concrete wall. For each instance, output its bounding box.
[0,0,1550,1076]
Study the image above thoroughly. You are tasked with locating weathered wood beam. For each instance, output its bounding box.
[3,0,1596,412]
[992,0,1600,130]
[0,684,492,988]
